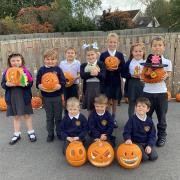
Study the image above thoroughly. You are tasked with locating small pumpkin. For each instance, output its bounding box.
[116,143,142,169]
[167,91,172,102]
[105,56,120,69]
[176,93,180,102]
[41,72,59,92]
[141,67,165,83]
[66,141,87,167]
[0,97,7,111]
[6,67,23,85]
[31,97,42,109]
[63,72,74,87]
[87,140,114,167]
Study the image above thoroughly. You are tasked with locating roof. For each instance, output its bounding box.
[122,10,140,19]
[135,17,159,27]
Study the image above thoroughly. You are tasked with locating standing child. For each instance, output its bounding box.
[88,94,115,147]
[143,37,172,147]
[59,47,80,101]
[123,97,158,161]
[99,33,125,128]
[58,97,88,154]
[123,43,145,117]
[1,53,36,145]
[36,49,66,142]
[80,44,106,115]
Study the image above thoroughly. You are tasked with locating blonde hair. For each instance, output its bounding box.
[107,32,119,41]
[94,94,108,105]
[66,97,80,109]
[65,47,77,54]
[43,48,58,60]
[151,36,165,46]
[129,42,145,60]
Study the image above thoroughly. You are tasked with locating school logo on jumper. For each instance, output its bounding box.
[144,126,150,132]
[75,120,81,126]
[101,119,108,126]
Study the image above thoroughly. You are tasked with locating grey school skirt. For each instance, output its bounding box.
[7,87,33,117]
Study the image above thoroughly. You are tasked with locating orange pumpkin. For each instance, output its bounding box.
[176,93,180,102]
[41,72,59,92]
[66,141,87,167]
[0,97,7,111]
[116,143,142,169]
[87,140,114,167]
[31,97,42,109]
[141,67,166,83]
[105,56,120,69]
[167,91,172,102]
[63,72,74,87]
[6,67,23,85]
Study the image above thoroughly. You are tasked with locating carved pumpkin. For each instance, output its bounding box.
[105,56,120,69]
[167,91,172,102]
[0,97,7,111]
[63,72,74,87]
[41,72,59,92]
[87,140,114,167]
[141,67,165,83]
[176,93,180,102]
[66,141,87,167]
[116,143,142,169]
[31,97,42,109]
[6,67,23,85]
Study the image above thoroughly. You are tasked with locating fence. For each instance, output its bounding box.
[0,32,180,97]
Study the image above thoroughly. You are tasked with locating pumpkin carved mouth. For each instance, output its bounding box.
[120,156,139,165]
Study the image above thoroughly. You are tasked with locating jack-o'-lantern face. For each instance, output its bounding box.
[88,140,114,167]
[63,72,74,87]
[105,56,120,69]
[116,143,142,169]
[31,97,42,109]
[6,67,23,85]
[66,141,87,167]
[41,72,59,92]
[0,97,7,111]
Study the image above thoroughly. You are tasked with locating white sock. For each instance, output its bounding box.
[14,132,21,137]
[27,129,35,134]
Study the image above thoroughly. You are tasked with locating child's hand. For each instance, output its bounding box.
[73,137,79,141]
[67,137,74,142]
[38,84,44,90]
[54,84,61,90]
[94,138,100,141]
[90,69,98,76]
[6,82,16,87]
[145,146,152,154]
[100,134,107,141]
[125,139,132,144]
[107,66,118,71]
[162,71,168,80]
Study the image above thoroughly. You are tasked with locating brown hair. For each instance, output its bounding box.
[43,48,58,60]
[65,47,77,54]
[151,36,165,47]
[135,97,151,108]
[129,42,145,60]
[7,53,25,67]
[94,94,108,105]
[66,97,80,109]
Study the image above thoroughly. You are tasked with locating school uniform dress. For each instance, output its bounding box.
[99,50,125,99]
[88,110,115,146]
[59,59,80,100]
[36,66,66,136]
[122,58,145,117]
[80,60,106,111]
[123,114,158,161]
[1,68,33,116]
[58,113,88,154]
[143,56,172,140]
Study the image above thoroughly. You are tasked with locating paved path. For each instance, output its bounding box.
[0,102,180,180]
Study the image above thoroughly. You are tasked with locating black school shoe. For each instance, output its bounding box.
[9,135,21,145]
[28,132,37,142]
[47,134,54,142]
[156,138,166,147]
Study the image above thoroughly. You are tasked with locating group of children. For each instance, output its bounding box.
[1,33,172,162]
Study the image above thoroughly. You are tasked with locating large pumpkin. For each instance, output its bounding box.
[31,97,42,109]
[141,67,166,83]
[87,140,114,167]
[6,67,23,85]
[0,97,7,111]
[41,72,59,92]
[176,93,180,102]
[66,141,87,167]
[116,143,142,169]
[105,56,120,69]
[63,72,74,87]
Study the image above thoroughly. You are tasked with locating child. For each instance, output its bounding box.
[88,94,115,147]
[99,33,125,128]
[122,43,145,117]
[59,47,80,101]
[36,49,66,142]
[1,53,36,145]
[123,97,158,161]
[143,37,172,147]
[58,97,88,154]
[80,45,106,115]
